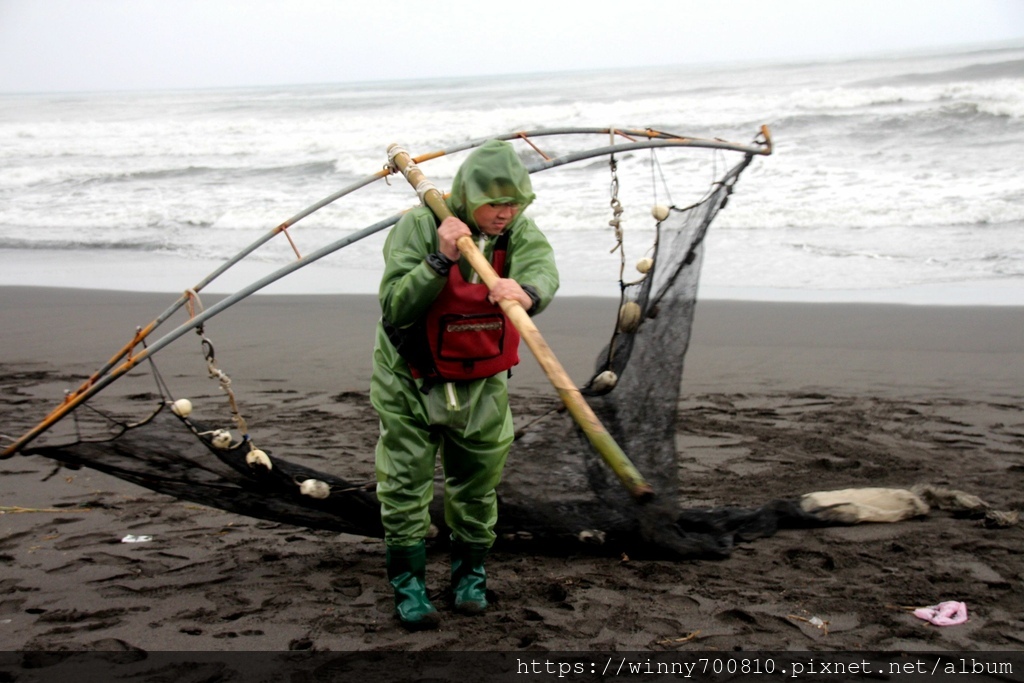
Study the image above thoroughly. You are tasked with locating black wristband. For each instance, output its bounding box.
[521,285,541,315]
[426,251,456,276]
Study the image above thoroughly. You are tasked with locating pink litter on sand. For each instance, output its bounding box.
[913,601,968,626]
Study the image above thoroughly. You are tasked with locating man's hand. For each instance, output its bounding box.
[438,217,532,310]
[437,216,471,261]
[488,278,533,311]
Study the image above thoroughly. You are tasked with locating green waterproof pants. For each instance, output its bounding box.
[371,354,514,548]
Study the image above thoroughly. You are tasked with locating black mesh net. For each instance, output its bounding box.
[17,152,828,559]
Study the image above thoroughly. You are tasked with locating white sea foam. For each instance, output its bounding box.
[1,44,1022,303]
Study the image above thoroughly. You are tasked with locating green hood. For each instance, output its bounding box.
[447,140,535,231]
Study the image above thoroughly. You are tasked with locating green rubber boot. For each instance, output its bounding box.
[451,540,489,615]
[386,542,440,631]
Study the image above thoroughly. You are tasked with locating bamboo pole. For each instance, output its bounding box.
[387,144,655,502]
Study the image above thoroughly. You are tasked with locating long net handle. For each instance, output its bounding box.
[387,144,654,502]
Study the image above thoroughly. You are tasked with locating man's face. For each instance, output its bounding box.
[472,202,520,236]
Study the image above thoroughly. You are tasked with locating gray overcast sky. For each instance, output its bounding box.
[1,0,1022,93]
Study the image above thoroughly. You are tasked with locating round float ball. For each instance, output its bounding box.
[591,370,618,392]
[246,448,272,470]
[617,301,643,333]
[211,430,232,449]
[171,398,193,417]
[651,204,671,221]
[636,257,654,274]
[300,479,331,499]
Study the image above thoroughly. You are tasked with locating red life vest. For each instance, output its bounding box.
[385,233,521,384]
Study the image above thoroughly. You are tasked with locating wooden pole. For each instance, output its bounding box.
[387,144,655,502]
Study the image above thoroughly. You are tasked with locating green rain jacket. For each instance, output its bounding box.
[370,140,559,547]
[375,139,560,376]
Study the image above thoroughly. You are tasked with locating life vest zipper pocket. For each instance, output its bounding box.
[436,313,505,362]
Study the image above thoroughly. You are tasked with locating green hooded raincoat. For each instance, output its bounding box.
[370,140,559,548]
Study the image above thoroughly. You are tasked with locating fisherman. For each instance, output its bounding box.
[371,139,559,630]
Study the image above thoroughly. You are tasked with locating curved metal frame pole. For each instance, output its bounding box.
[3,127,771,457]
[46,126,772,395]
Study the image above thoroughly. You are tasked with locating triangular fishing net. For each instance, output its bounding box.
[13,150,826,559]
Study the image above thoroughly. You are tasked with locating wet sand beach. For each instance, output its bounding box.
[1,286,1022,653]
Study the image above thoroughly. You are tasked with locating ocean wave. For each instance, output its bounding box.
[774,82,1023,122]
[3,46,1023,302]
[855,57,1024,87]
[12,160,342,191]
[83,165,229,184]
[0,236,176,252]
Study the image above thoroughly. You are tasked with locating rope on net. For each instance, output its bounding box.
[184,289,272,470]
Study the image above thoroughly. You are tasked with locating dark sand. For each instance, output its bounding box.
[1,286,1023,653]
